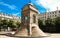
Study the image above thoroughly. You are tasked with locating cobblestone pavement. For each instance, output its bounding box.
[0,33,60,38]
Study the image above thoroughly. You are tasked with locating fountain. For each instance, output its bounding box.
[13,3,49,38]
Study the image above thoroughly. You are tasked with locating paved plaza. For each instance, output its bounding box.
[0,33,60,38]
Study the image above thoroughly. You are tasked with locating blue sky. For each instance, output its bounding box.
[0,0,60,17]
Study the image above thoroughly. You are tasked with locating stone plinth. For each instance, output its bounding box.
[14,24,47,37]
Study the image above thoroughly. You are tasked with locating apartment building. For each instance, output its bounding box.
[0,12,21,22]
[39,10,60,20]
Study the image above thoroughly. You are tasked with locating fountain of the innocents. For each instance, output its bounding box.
[13,2,49,38]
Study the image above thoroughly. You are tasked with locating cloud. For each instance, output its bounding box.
[35,0,60,11]
[13,12,20,16]
[0,2,18,10]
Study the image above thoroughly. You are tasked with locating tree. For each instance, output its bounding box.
[45,18,53,26]
[38,19,45,32]
[8,19,18,31]
[55,17,60,32]
[8,19,15,28]
[16,21,21,28]
[45,18,55,32]
[2,19,9,31]
[12,22,17,28]
[0,17,2,31]
[38,19,44,28]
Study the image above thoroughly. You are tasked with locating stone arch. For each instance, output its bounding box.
[24,15,28,23]
[33,14,36,23]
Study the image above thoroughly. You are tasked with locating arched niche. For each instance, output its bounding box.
[33,14,36,23]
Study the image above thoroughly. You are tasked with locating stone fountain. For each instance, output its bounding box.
[13,3,49,38]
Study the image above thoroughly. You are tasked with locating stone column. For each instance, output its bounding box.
[30,23,32,36]
[28,24,32,36]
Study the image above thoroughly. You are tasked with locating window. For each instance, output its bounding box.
[50,12,51,14]
[52,12,54,14]
[55,15,56,16]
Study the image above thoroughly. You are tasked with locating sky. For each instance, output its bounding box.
[0,0,60,17]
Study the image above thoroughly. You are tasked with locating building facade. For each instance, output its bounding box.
[0,12,21,22]
[39,10,60,20]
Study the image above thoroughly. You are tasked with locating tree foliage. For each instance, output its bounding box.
[0,18,21,31]
[38,17,60,33]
